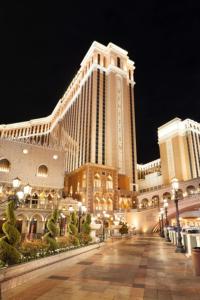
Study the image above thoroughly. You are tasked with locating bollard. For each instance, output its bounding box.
[192,247,200,276]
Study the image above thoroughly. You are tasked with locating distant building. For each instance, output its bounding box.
[158,117,200,184]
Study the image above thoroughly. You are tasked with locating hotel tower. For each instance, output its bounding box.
[0,42,137,193]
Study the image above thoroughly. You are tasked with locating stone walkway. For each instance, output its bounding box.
[2,235,200,300]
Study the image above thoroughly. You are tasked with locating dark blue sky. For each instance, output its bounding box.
[0,1,200,163]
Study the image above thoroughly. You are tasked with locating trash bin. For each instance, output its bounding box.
[192,247,200,276]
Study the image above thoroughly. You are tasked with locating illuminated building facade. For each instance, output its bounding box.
[0,42,137,213]
[158,118,200,185]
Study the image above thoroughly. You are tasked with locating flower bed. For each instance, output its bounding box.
[0,236,95,268]
[0,242,101,292]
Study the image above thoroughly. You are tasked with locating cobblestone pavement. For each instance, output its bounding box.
[3,235,200,300]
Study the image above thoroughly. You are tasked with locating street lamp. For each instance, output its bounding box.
[77,202,87,233]
[23,184,32,195]
[163,199,171,242]
[171,178,185,253]
[12,177,21,189]
[59,212,66,236]
[158,213,162,236]
[160,208,165,238]
[69,206,74,213]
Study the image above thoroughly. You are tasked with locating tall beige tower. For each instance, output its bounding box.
[158,117,200,185]
[0,42,137,190]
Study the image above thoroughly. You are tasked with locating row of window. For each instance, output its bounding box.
[0,159,48,177]
[95,69,100,163]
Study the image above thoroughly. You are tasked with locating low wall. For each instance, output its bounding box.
[0,243,100,292]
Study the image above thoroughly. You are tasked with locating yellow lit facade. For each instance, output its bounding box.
[0,41,137,214]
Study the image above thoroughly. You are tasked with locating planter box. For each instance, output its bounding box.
[0,243,101,292]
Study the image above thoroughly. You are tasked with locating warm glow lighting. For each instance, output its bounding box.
[163,199,168,208]
[171,178,179,191]
[23,184,32,195]
[114,221,119,225]
[16,191,24,200]
[23,149,28,154]
[53,154,58,160]
[82,206,87,213]
[12,177,21,188]
[69,206,74,213]
[164,202,168,208]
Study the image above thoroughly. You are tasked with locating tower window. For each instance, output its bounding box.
[117,57,121,68]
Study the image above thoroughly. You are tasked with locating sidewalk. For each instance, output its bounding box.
[2,235,200,300]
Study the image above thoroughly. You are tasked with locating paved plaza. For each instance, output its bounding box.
[2,235,200,300]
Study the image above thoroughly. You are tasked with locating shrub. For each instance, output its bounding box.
[19,239,48,259]
[119,222,129,235]
[43,209,59,250]
[69,223,78,236]
[69,235,80,246]
[0,196,21,264]
[78,233,92,245]
[82,214,91,234]
[57,236,71,249]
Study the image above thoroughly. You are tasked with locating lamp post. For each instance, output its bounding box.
[77,202,87,233]
[158,213,162,236]
[59,212,66,236]
[163,199,171,242]
[68,206,74,214]
[160,208,165,238]
[171,178,185,253]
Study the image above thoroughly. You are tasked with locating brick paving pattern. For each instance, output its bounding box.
[3,235,200,300]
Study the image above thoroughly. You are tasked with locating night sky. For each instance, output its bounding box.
[1,2,200,163]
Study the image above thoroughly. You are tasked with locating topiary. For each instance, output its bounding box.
[65,214,71,236]
[119,222,129,235]
[82,214,91,235]
[43,209,59,251]
[0,196,21,265]
[69,211,78,236]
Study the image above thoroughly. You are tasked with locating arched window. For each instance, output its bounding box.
[141,198,149,209]
[106,175,113,190]
[186,185,196,195]
[37,165,48,177]
[69,186,73,196]
[107,198,113,211]
[95,197,100,211]
[82,173,86,188]
[152,195,159,207]
[0,158,10,173]
[94,173,101,188]
[163,192,171,201]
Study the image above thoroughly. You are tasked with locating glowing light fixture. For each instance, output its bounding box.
[12,177,21,188]
[69,206,74,213]
[16,191,24,200]
[23,184,32,195]
[23,149,28,154]
[171,178,179,192]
